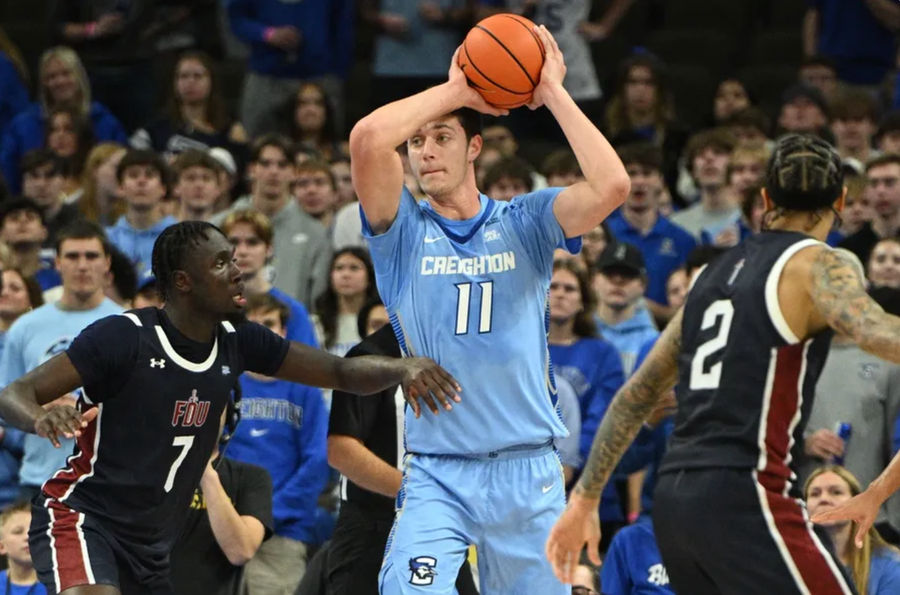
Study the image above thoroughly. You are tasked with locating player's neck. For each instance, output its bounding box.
[428,176,481,220]
[7,559,37,585]
[163,303,217,343]
[765,210,833,242]
[547,319,577,345]
[243,271,270,295]
[58,288,105,311]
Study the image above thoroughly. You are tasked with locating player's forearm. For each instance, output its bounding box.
[0,380,48,433]
[334,355,410,396]
[328,435,402,498]
[543,84,630,203]
[349,83,464,157]
[201,471,264,566]
[867,450,900,505]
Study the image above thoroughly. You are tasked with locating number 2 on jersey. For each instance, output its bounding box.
[689,300,734,390]
[164,435,194,492]
[454,281,493,335]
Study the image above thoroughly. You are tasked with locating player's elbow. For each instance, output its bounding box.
[349,117,388,159]
[223,542,257,567]
[586,173,630,221]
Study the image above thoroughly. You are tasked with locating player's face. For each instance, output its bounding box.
[23,164,64,209]
[176,166,220,211]
[831,117,875,151]
[549,269,583,323]
[581,225,608,266]
[665,269,689,310]
[175,58,211,104]
[594,269,644,310]
[331,252,368,298]
[251,146,295,200]
[120,165,166,210]
[330,160,356,207]
[806,472,853,529]
[227,223,269,278]
[43,58,79,105]
[714,80,750,122]
[365,304,390,337]
[48,112,77,158]
[248,307,286,338]
[408,117,476,198]
[692,147,730,189]
[487,176,528,202]
[866,163,900,218]
[625,163,662,210]
[728,158,765,193]
[0,270,33,320]
[867,240,900,289]
[0,511,32,566]
[186,232,246,316]
[57,238,110,299]
[0,209,47,246]
[294,169,337,217]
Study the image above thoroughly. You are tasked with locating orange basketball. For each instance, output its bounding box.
[458,14,545,109]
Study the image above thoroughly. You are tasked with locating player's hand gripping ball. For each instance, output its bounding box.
[457,13,545,109]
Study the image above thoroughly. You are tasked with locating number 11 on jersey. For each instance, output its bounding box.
[455,281,494,335]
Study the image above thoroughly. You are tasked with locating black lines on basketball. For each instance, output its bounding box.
[474,24,537,89]
[462,41,530,96]
[500,14,545,60]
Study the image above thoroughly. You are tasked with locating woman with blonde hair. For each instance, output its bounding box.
[806,465,900,593]
[0,46,126,194]
[78,143,127,225]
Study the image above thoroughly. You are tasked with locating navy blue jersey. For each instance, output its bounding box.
[44,308,289,568]
[659,232,834,491]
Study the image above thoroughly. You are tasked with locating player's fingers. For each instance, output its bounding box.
[587,534,602,566]
[417,387,440,415]
[403,389,422,418]
[427,369,460,407]
[81,407,98,425]
[855,523,868,548]
[539,25,562,56]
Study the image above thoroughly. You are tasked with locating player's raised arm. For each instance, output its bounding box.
[349,48,506,233]
[273,341,461,418]
[545,308,682,583]
[0,353,95,447]
[527,26,631,238]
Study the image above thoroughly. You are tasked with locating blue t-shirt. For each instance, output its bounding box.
[601,518,674,595]
[810,0,896,84]
[607,213,697,305]
[362,187,578,455]
[869,547,900,594]
[106,215,178,278]
[268,287,318,347]
[595,308,659,377]
[0,299,123,487]
[0,570,47,595]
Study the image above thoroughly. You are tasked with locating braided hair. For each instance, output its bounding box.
[152,221,223,301]
[765,134,843,212]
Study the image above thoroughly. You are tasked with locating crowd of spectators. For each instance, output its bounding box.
[0,0,900,593]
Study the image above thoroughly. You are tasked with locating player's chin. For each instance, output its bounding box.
[224,310,247,326]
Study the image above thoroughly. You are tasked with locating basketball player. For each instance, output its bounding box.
[349,25,629,593]
[0,221,460,594]
[546,134,900,593]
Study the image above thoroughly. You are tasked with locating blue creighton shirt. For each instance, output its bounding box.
[362,187,577,455]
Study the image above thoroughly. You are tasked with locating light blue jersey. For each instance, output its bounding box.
[363,187,577,455]
[0,299,122,487]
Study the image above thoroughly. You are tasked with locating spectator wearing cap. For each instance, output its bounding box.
[777,84,830,136]
[170,150,224,223]
[876,111,900,154]
[592,243,659,376]
[20,149,82,249]
[799,56,840,104]
[105,149,177,277]
[840,154,900,264]
[803,0,898,88]
[830,90,880,166]
[607,143,696,325]
[671,129,741,241]
[227,0,353,138]
[0,199,60,293]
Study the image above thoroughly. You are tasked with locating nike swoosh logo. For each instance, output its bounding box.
[249,428,268,437]
[424,236,445,243]
[542,484,554,494]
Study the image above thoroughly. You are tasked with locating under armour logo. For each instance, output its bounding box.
[221,365,231,376]
[150,358,166,368]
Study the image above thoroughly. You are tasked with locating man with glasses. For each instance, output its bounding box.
[840,154,900,264]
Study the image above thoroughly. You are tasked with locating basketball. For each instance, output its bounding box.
[458,14,545,109]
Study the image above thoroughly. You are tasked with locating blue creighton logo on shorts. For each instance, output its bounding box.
[409,556,438,586]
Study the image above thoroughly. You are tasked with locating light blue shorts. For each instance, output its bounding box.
[378,442,568,594]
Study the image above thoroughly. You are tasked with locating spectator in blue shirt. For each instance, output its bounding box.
[601,517,674,595]
[607,143,696,324]
[226,293,329,594]
[226,0,354,137]
[0,36,29,135]
[592,243,659,376]
[0,46,126,195]
[807,465,900,594]
[105,149,176,278]
[0,199,60,293]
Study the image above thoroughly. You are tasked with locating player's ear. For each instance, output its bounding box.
[468,134,483,163]
[834,186,847,213]
[761,187,774,212]
[172,269,192,294]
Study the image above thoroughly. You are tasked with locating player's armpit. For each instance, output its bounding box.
[808,247,900,364]
[552,179,629,239]
[574,308,682,500]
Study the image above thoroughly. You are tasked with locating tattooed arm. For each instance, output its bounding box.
[809,247,900,364]
[545,309,682,583]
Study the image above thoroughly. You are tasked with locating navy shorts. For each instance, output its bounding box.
[30,496,172,595]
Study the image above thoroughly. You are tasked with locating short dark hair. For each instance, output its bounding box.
[171,149,224,179]
[448,108,483,142]
[54,220,111,255]
[482,156,534,192]
[616,142,663,172]
[245,293,290,327]
[541,149,581,179]
[865,153,900,174]
[800,55,838,73]
[684,128,737,165]
[250,134,296,164]
[20,149,63,177]
[877,110,900,140]
[723,107,771,136]
[107,244,138,302]
[0,198,46,226]
[296,159,336,190]
[830,90,879,123]
[116,149,171,191]
[765,133,843,212]
[151,221,223,301]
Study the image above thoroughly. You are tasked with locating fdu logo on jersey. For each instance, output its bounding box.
[171,389,211,428]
